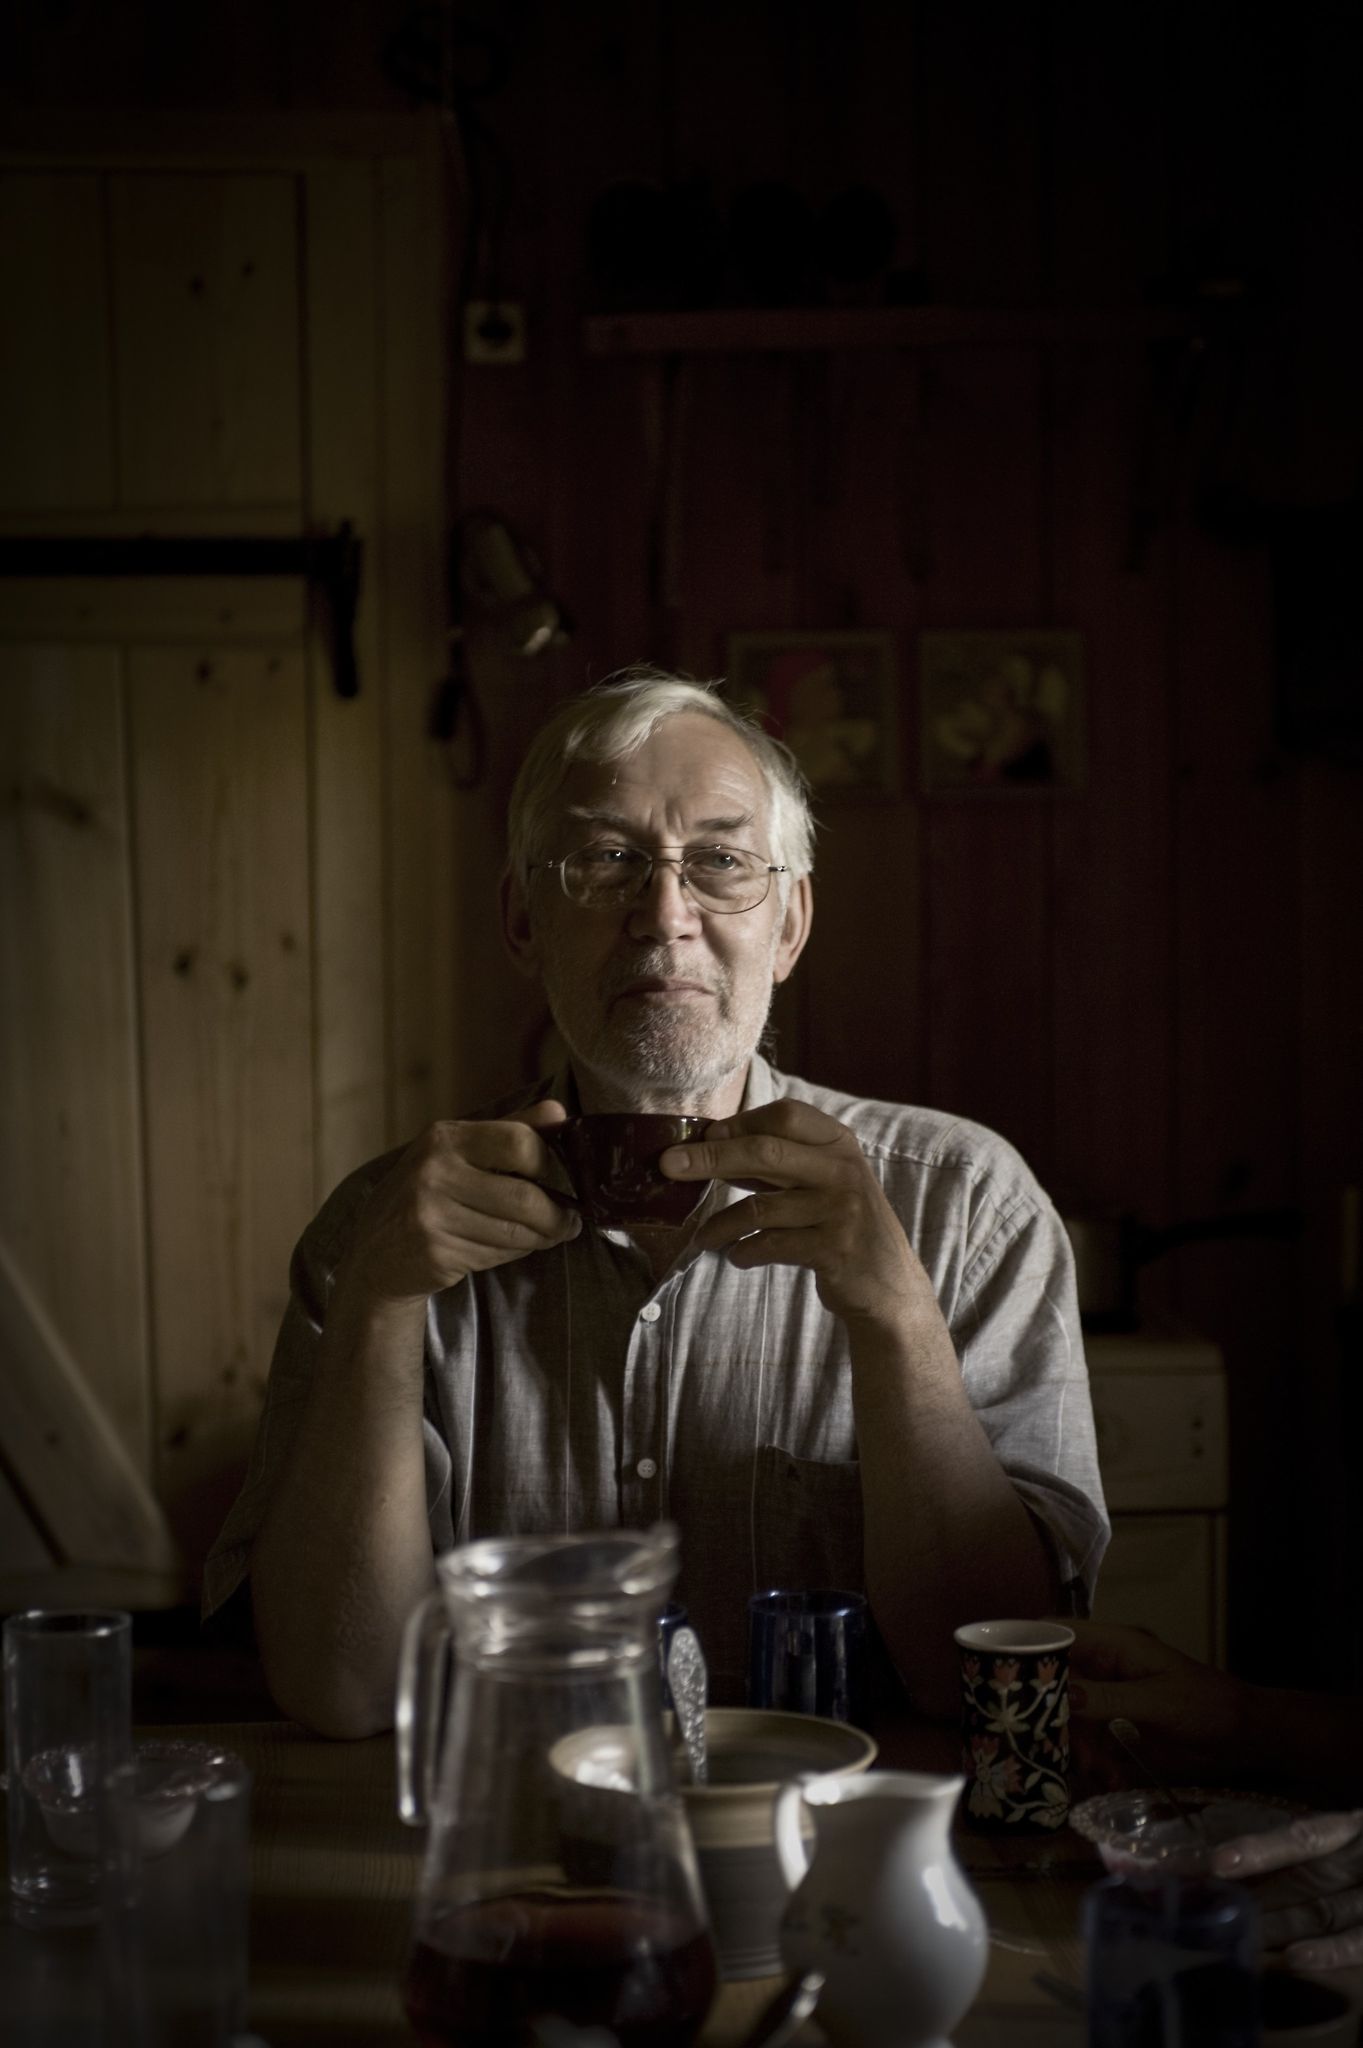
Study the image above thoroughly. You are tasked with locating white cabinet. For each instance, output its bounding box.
[1087,1336,1228,1665]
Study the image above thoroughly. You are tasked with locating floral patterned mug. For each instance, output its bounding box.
[953,1619,1075,1832]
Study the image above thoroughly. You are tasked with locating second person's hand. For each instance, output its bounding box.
[1215,1809,1363,1970]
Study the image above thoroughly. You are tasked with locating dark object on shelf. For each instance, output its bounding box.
[586,179,725,311]
[663,180,727,309]
[883,265,930,307]
[0,527,363,699]
[586,180,674,308]
[814,185,898,294]
[730,181,814,306]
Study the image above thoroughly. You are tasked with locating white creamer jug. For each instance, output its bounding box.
[773,1768,987,2048]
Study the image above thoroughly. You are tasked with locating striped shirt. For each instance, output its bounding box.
[204,1055,1109,1701]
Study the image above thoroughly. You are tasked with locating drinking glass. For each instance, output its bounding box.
[1084,1873,1259,2046]
[746,1590,870,1727]
[955,1618,1074,1831]
[101,1744,252,2047]
[3,1609,132,1926]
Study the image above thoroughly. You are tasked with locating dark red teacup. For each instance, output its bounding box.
[544,1114,711,1228]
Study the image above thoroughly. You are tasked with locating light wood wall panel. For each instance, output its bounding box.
[110,172,303,508]
[0,643,150,1467]
[377,147,457,1137]
[130,644,313,1557]
[0,119,453,1592]
[0,1237,180,1575]
[0,173,115,512]
[304,159,388,1193]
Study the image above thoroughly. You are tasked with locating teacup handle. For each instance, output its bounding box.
[773,1771,821,1891]
[394,1587,451,1826]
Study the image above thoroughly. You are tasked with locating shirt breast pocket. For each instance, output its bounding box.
[751,1445,864,1593]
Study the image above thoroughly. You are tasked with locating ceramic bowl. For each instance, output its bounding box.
[1069,1785,1304,1878]
[552,1706,877,1980]
[23,1737,234,1858]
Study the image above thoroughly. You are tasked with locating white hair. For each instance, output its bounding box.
[507,667,816,881]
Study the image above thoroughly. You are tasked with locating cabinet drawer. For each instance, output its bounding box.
[1093,1513,1227,1666]
[1091,1373,1228,1510]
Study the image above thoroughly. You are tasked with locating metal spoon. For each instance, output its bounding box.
[666,1626,708,1786]
[1107,1717,1205,1839]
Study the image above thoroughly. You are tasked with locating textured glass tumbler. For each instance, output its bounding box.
[1084,1873,1260,2047]
[101,1747,252,2048]
[3,1609,132,1926]
[746,1590,870,1727]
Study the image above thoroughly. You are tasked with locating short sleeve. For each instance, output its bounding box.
[952,1187,1110,1609]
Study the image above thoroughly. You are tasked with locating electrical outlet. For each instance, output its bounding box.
[463,300,527,364]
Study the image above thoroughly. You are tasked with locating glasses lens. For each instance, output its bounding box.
[682,847,768,911]
[558,845,770,912]
[560,846,652,907]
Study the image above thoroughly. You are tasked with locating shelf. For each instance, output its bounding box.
[583,305,1201,357]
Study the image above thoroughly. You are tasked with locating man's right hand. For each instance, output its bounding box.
[336,1098,580,1311]
[1067,1621,1254,1792]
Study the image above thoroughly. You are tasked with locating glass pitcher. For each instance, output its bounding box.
[396,1522,716,2048]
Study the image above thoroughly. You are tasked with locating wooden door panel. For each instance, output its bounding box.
[303,161,388,1189]
[0,123,451,1586]
[110,172,303,508]
[0,642,150,1467]
[0,173,115,512]
[129,644,313,1554]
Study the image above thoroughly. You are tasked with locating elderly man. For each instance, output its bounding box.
[205,671,1107,1737]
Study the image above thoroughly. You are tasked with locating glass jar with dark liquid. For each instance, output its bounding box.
[396,1524,716,2047]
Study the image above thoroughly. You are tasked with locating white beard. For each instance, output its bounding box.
[541,940,780,1112]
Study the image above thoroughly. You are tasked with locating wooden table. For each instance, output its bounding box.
[0,1716,1099,2045]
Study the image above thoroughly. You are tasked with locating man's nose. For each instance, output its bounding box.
[625,858,703,939]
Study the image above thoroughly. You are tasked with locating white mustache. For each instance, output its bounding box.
[603,951,728,1002]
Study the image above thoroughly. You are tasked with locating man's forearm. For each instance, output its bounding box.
[851,1314,1060,1718]
[250,1294,436,1738]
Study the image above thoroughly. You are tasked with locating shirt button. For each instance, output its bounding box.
[639,1302,661,1324]
[636,1458,658,1479]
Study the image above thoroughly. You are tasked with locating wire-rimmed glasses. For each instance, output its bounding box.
[532,843,786,914]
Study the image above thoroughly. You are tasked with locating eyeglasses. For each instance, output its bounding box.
[532,843,787,914]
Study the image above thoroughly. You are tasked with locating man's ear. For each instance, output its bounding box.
[772,875,813,986]
[500,869,542,980]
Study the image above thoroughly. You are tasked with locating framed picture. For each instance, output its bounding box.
[918,630,1085,793]
[724,630,898,796]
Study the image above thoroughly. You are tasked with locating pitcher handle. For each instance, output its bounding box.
[395,1586,450,1826]
[773,1771,820,1891]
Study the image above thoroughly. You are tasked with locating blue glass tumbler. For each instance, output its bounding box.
[1083,1874,1260,2046]
[746,1589,870,1727]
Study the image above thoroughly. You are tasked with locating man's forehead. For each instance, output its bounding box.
[552,717,770,828]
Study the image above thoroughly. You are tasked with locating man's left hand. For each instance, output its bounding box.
[662,1100,927,1332]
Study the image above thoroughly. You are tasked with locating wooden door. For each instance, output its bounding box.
[0,120,452,1585]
